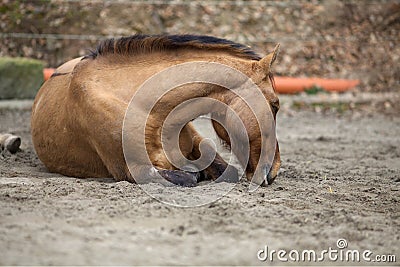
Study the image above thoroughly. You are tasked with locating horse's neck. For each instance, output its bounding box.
[121,51,255,129]
[137,51,251,102]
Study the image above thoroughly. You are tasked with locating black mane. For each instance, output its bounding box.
[87,34,261,60]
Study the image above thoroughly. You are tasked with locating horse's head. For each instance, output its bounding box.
[212,45,281,186]
[249,44,281,185]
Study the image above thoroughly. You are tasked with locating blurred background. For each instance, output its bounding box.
[1,2,399,265]
[1,0,399,93]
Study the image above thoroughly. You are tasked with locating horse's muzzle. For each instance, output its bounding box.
[266,168,277,185]
[261,164,277,186]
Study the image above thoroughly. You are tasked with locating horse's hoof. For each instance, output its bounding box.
[158,169,198,187]
[215,165,239,183]
[5,136,21,154]
[181,164,199,173]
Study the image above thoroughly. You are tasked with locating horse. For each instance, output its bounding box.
[31,34,281,187]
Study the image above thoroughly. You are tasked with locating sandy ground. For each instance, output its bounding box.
[0,103,399,265]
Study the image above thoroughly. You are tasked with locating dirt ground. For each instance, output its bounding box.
[0,102,399,265]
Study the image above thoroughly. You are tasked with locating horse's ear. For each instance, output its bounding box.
[259,43,280,73]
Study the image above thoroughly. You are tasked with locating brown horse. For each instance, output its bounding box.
[31,34,280,187]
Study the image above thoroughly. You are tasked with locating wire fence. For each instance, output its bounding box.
[2,0,398,92]
[1,32,398,43]
[29,0,400,5]
[1,0,398,43]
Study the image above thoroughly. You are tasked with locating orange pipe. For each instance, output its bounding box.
[43,69,359,93]
[274,76,359,94]
[43,68,55,81]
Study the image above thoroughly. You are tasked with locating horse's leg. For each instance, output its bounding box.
[80,106,199,186]
[185,124,239,183]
